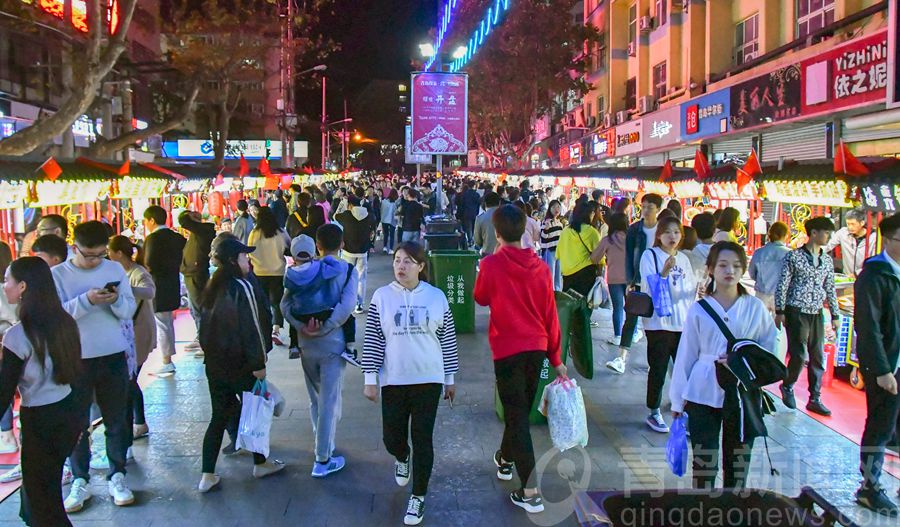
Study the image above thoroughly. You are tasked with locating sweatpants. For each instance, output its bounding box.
[19,392,82,527]
[860,370,900,491]
[646,330,681,410]
[70,352,130,482]
[257,275,285,328]
[685,399,753,489]
[783,307,826,399]
[495,351,544,491]
[381,384,442,496]
[201,374,266,474]
[154,311,176,360]
[183,274,208,331]
[562,265,596,298]
[341,252,368,308]
[301,348,345,462]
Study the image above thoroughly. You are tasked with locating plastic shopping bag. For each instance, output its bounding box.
[236,379,275,457]
[647,273,673,317]
[545,378,589,452]
[267,380,286,417]
[666,415,689,477]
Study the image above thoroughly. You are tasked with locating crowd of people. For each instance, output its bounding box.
[0,171,899,525]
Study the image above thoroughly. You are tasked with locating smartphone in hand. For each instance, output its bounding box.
[103,281,121,293]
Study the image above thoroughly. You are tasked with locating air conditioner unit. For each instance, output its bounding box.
[639,16,653,33]
[603,113,614,129]
[627,41,637,57]
[743,51,757,62]
[616,110,629,124]
[639,95,656,114]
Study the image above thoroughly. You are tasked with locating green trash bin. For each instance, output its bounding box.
[428,250,479,334]
[495,290,576,425]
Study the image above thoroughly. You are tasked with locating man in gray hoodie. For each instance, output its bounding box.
[281,226,357,479]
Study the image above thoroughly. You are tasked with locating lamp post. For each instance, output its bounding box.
[279,63,325,169]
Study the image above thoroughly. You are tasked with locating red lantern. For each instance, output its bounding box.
[208,191,225,218]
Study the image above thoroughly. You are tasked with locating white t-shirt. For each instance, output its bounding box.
[639,247,697,332]
[642,224,658,247]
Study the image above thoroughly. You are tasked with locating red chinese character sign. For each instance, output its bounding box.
[730,65,801,130]
[410,72,468,155]
[802,30,888,115]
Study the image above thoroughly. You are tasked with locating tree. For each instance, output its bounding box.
[449,0,597,167]
[0,0,138,156]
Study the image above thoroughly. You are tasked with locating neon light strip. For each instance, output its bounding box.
[447,0,512,72]
[424,0,463,71]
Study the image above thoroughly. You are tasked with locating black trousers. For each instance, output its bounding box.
[126,364,145,449]
[202,374,266,474]
[685,400,753,490]
[71,352,130,481]
[257,275,285,328]
[860,370,900,490]
[783,307,825,398]
[646,330,681,410]
[495,351,544,491]
[19,392,82,527]
[183,273,208,330]
[562,265,596,298]
[381,383,442,496]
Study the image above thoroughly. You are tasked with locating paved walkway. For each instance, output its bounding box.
[0,251,897,526]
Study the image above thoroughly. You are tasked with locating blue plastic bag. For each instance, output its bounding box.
[646,273,673,317]
[666,415,688,477]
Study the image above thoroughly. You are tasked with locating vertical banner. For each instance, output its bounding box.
[410,72,468,155]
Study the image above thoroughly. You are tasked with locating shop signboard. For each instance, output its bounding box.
[405,125,432,164]
[614,120,642,156]
[858,180,900,212]
[410,72,468,155]
[167,140,309,160]
[888,0,900,108]
[681,88,730,140]
[802,30,888,115]
[569,143,582,166]
[642,106,681,151]
[730,65,801,130]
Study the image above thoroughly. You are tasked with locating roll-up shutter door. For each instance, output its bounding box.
[841,123,900,143]
[711,136,753,156]
[668,146,696,160]
[761,124,828,162]
[639,153,666,166]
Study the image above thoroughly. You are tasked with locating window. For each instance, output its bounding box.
[625,77,637,110]
[655,0,667,25]
[398,84,407,92]
[797,0,835,40]
[735,14,759,65]
[628,3,637,45]
[653,62,667,101]
[597,96,606,116]
[250,103,265,116]
[591,34,607,72]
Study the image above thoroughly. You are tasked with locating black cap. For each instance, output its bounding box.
[214,238,255,261]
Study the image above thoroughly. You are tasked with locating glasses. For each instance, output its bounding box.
[75,246,108,261]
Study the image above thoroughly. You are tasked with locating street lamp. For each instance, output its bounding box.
[419,43,436,58]
[280,64,327,169]
[451,46,467,60]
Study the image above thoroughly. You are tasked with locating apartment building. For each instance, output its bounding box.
[555,0,894,168]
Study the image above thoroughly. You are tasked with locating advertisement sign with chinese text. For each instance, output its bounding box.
[405,125,432,164]
[614,120,643,156]
[410,72,468,155]
[730,65,801,130]
[642,106,681,151]
[681,88,731,140]
[802,30,887,115]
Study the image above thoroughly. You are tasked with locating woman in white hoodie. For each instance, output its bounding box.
[670,242,778,489]
[362,242,459,526]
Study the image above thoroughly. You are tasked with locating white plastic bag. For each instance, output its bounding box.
[236,380,275,457]
[545,378,589,452]
[267,380,286,417]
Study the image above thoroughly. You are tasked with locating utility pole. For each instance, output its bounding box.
[280,0,295,169]
[321,75,327,170]
[342,98,348,169]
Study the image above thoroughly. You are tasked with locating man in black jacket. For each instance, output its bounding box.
[179,211,216,352]
[143,206,186,376]
[456,181,482,247]
[286,192,326,240]
[855,213,900,517]
[335,195,376,314]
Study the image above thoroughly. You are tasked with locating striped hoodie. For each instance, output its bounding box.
[362,281,459,387]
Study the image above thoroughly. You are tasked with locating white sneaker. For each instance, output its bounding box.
[395,457,410,486]
[155,363,176,377]
[126,446,134,462]
[646,413,669,433]
[108,472,134,506]
[61,465,74,486]
[404,495,425,525]
[606,356,626,374]
[0,432,18,454]
[198,473,221,493]
[64,478,92,513]
[253,459,286,479]
[0,464,22,484]
[184,339,202,353]
[605,336,621,346]
[353,304,365,315]
[90,452,109,471]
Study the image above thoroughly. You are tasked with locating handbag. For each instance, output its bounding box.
[624,250,666,318]
[575,230,611,310]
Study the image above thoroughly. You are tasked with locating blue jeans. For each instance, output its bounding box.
[609,284,627,337]
[382,223,396,251]
[541,249,562,291]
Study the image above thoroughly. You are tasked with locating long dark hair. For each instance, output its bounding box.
[201,253,245,310]
[8,257,81,385]
[544,200,561,222]
[394,242,429,281]
[606,212,628,244]
[570,201,596,233]
[108,235,144,266]
[254,207,278,238]
[717,207,740,232]
[704,241,749,296]
[0,241,11,277]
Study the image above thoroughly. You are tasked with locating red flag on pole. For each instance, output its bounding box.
[660,160,673,182]
[736,149,762,193]
[117,159,130,176]
[834,140,869,177]
[38,157,63,182]
[259,158,271,176]
[693,149,711,181]
[238,154,250,177]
